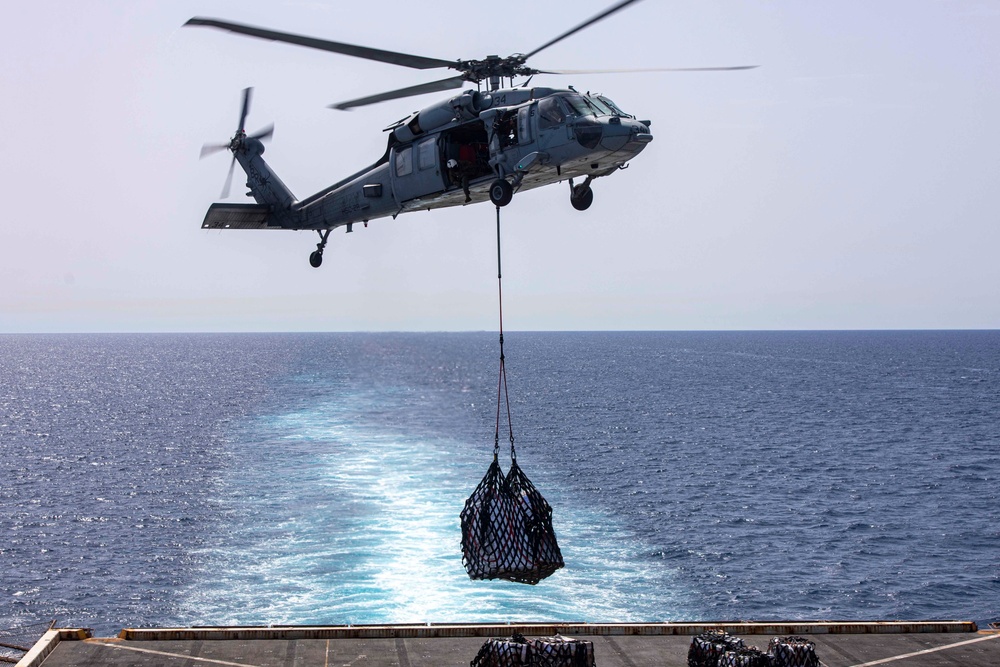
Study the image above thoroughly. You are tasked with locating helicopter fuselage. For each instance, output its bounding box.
[202,87,652,251]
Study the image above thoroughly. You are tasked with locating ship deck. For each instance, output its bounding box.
[18,622,1000,667]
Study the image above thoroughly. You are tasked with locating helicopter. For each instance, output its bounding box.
[188,0,755,268]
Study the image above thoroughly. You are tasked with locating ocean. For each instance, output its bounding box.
[1,331,998,637]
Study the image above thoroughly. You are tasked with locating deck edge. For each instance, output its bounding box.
[15,629,90,667]
[115,621,978,641]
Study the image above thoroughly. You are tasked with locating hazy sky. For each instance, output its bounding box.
[2,1,997,332]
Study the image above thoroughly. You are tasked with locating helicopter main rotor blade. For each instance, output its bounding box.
[539,65,759,74]
[330,75,466,110]
[524,0,644,61]
[186,18,457,71]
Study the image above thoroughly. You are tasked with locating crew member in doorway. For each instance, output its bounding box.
[448,144,477,203]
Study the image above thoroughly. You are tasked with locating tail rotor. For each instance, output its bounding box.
[200,87,274,199]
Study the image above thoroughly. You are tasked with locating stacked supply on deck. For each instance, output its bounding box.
[688,631,819,667]
[471,634,594,667]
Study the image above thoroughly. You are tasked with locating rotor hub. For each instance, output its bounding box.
[457,54,535,85]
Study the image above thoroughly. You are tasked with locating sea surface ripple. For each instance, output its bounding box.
[1,331,997,636]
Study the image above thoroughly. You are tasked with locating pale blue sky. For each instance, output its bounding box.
[1,1,997,332]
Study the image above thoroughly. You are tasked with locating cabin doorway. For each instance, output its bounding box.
[442,121,493,196]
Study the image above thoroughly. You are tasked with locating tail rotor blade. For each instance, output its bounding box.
[221,155,237,199]
[238,87,252,132]
[249,123,274,142]
[200,142,230,159]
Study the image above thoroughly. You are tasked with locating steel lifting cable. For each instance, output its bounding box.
[494,205,516,464]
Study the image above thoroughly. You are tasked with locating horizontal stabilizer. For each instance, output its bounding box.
[201,203,279,230]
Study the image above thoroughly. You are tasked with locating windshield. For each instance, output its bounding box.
[597,95,631,118]
[562,93,626,118]
[561,93,595,117]
[586,96,615,115]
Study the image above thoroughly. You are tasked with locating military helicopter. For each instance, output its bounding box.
[188,0,754,268]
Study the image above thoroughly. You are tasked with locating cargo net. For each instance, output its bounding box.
[471,634,531,667]
[688,630,746,667]
[688,632,821,667]
[530,635,595,667]
[461,456,564,584]
[767,637,819,667]
[471,634,594,667]
[718,647,770,667]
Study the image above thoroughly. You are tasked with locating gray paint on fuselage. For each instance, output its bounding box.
[223,87,652,231]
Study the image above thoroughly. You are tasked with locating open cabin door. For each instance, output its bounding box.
[442,120,492,193]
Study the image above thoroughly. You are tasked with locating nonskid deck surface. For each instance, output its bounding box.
[22,622,1000,667]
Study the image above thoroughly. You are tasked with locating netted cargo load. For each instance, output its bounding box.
[461,456,564,584]
[688,631,746,667]
[718,647,771,667]
[470,633,532,667]
[767,636,819,667]
[529,635,594,667]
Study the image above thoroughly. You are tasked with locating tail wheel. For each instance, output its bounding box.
[489,179,513,207]
[571,185,594,211]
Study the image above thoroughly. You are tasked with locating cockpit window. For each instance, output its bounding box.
[562,94,595,117]
[563,93,625,117]
[597,95,631,118]
[538,96,568,128]
[587,96,615,116]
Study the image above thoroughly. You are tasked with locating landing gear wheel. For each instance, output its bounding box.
[571,185,594,211]
[310,229,331,268]
[489,179,513,207]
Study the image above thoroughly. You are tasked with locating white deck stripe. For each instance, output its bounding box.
[847,632,1000,667]
[99,642,265,667]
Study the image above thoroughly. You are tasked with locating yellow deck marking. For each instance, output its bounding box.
[847,632,1000,666]
[99,642,265,666]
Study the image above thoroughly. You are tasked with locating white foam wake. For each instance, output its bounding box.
[180,392,692,626]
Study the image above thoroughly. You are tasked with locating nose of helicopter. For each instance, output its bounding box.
[595,116,653,152]
[632,118,653,144]
[625,117,652,143]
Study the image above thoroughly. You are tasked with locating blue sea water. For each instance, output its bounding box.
[1,331,998,637]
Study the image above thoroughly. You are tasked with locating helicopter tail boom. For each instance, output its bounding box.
[232,140,298,218]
